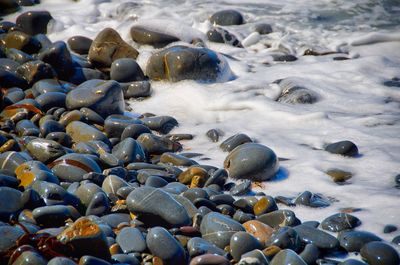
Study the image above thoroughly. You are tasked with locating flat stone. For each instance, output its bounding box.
[26,138,66,163]
[126,186,191,227]
[66,121,111,146]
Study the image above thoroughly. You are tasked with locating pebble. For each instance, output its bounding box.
[66,80,124,119]
[254,23,273,34]
[266,226,302,252]
[11,250,48,265]
[38,41,74,80]
[66,121,110,146]
[275,78,317,104]
[230,180,252,196]
[86,192,110,216]
[207,27,242,47]
[270,249,307,265]
[126,186,191,227]
[0,0,20,16]
[338,230,382,252]
[121,80,152,98]
[253,196,278,216]
[111,254,140,265]
[160,152,197,167]
[326,169,353,183]
[189,254,230,265]
[0,187,23,219]
[116,227,146,254]
[360,241,400,265]
[200,212,245,248]
[338,260,368,265]
[256,209,299,228]
[209,10,244,26]
[32,204,80,227]
[48,257,77,265]
[224,143,279,181]
[239,249,269,265]
[137,133,182,155]
[300,244,320,265]
[383,224,397,234]
[16,60,55,85]
[88,28,139,68]
[67,35,92,55]
[26,138,66,163]
[243,220,274,246]
[110,58,145,82]
[324,140,359,157]
[321,213,361,232]
[146,45,230,82]
[206,129,223,142]
[112,137,146,164]
[146,226,187,265]
[1,31,41,54]
[230,231,263,261]
[293,224,340,250]
[220,133,252,152]
[141,116,178,134]
[294,191,331,208]
[187,237,226,257]
[16,10,52,35]
[130,25,180,47]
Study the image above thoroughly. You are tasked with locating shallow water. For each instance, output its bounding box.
[5,0,400,257]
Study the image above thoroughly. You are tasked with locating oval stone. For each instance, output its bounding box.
[360,241,400,265]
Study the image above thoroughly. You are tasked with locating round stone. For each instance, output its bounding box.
[187,237,226,257]
[207,27,242,47]
[266,226,302,252]
[189,254,230,265]
[66,121,111,146]
[338,230,382,252]
[293,224,340,250]
[0,187,23,219]
[224,143,279,181]
[112,137,146,164]
[243,220,274,246]
[209,10,244,26]
[360,241,400,265]
[130,25,180,47]
[116,227,146,254]
[16,11,52,35]
[321,213,361,232]
[270,249,307,265]
[324,140,359,157]
[33,205,80,227]
[110,58,145,83]
[230,231,263,261]
[67,36,92,55]
[38,41,74,80]
[220,133,252,152]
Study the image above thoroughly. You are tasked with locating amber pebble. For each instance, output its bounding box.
[243,220,274,246]
[153,256,164,265]
[178,167,208,185]
[109,243,122,255]
[190,174,207,188]
[0,139,17,152]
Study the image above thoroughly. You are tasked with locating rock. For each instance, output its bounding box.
[187,237,226,257]
[326,169,353,183]
[270,249,307,265]
[75,182,105,207]
[320,213,361,232]
[189,254,230,265]
[207,27,242,47]
[338,260,368,265]
[239,249,269,265]
[160,152,197,167]
[1,31,42,54]
[67,36,92,55]
[206,129,223,142]
[32,205,80,227]
[16,119,40,136]
[102,175,130,196]
[130,25,180,47]
[48,257,77,265]
[66,80,124,119]
[110,58,145,82]
[116,227,146,254]
[230,180,251,196]
[383,224,397,234]
[16,60,55,85]
[275,78,317,104]
[30,180,79,207]
[243,220,274,246]
[146,45,232,82]
[112,138,146,164]
[253,196,278,216]
[224,143,279,181]
[230,231,263,261]
[57,217,111,260]
[141,116,178,134]
[294,191,331,208]
[38,41,74,80]
[79,256,111,265]
[300,244,320,265]
[88,28,139,68]
[293,224,340,250]
[200,212,245,248]
[360,241,400,265]
[137,133,182,155]
[126,186,191,227]
[254,23,273,34]
[0,187,23,219]
[266,226,302,252]
[49,153,102,182]
[36,90,67,111]
[146,226,187,265]
[11,250,47,265]
[16,11,53,35]
[0,0,20,16]
[220,133,252,152]
[256,210,300,228]
[121,124,151,140]
[86,192,109,216]
[104,115,143,138]
[338,230,382,252]
[209,10,244,26]
[26,138,66,163]
[121,80,152,98]
[272,54,298,62]
[66,121,111,146]
[324,140,359,157]
[0,68,28,88]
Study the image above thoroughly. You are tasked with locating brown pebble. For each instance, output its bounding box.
[243,220,274,246]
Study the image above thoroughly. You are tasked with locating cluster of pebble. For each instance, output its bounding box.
[0,1,399,265]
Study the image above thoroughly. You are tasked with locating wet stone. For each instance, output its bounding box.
[207,27,242,47]
[1,31,41,54]
[187,237,226,257]
[40,120,65,137]
[102,174,130,196]
[338,260,368,265]
[224,143,279,181]
[75,182,105,207]
[294,191,331,208]
[130,25,180,47]
[116,227,146,254]
[293,224,340,250]
[266,226,301,252]
[270,249,307,265]
[0,0,20,16]
[122,80,152,98]
[243,220,274,246]
[233,210,254,223]
[141,116,178,134]
[104,115,143,138]
[326,169,353,183]
[338,230,382,252]
[189,254,230,265]
[0,187,23,219]
[321,213,361,232]
[360,241,400,265]
[86,192,110,216]
[324,140,359,157]
[300,244,320,265]
[35,91,66,112]
[26,138,66,163]
[48,257,77,265]
[209,10,244,26]
[253,196,278,216]
[5,48,33,64]
[206,129,223,142]
[112,137,146,164]
[33,205,80,227]
[383,224,397,233]
[121,124,152,140]
[256,209,299,228]
[0,68,28,88]
[272,54,298,62]
[38,41,74,80]
[100,213,130,228]
[0,58,20,72]
[16,11,52,35]
[16,60,55,85]
[146,226,187,265]
[67,35,92,55]
[111,254,140,265]
[220,133,252,152]
[230,231,263,261]
[200,212,245,248]
[66,121,111,146]
[145,175,168,187]
[230,180,251,196]
[137,133,182,155]
[88,27,139,68]
[254,23,273,34]
[79,256,111,265]
[160,152,197,167]
[12,250,48,265]
[16,119,40,136]
[66,80,124,119]
[110,58,145,83]
[127,186,191,227]
[275,78,317,104]
[146,45,231,82]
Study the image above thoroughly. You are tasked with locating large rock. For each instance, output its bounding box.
[146,45,232,82]
[88,28,139,68]
[126,186,191,227]
[65,80,124,118]
[224,143,279,181]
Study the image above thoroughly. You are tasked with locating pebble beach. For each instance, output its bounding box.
[0,0,400,264]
